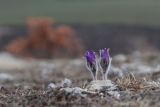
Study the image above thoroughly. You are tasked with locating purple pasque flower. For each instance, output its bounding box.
[85,50,98,80]
[99,48,112,80]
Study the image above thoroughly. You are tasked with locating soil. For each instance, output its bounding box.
[0,51,159,107]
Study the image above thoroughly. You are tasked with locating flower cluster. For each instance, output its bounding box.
[85,48,112,80]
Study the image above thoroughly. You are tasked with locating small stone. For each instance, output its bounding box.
[61,87,86,97]
[60,78,72,87]
[108,91,120,100]
[85,80,118,92]
[48,83,57,89]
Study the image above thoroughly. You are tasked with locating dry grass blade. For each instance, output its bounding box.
[116,73,145,91]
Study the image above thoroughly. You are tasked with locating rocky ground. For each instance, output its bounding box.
[0,51,159,107]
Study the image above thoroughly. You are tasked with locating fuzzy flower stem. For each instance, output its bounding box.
[85,50,98,80]
[104,58,112,80]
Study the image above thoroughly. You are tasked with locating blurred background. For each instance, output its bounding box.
[0,1,160,106]
[0,0,160,58]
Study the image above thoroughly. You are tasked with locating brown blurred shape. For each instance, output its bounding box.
[5,18,84,58]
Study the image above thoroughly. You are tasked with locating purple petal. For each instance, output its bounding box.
[99,48,110,72]
[85,50,96,64]
[100,48,110,61]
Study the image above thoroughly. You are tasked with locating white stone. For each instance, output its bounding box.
[85,80,117,92]
[60,78,72,87]
[48,83,57,89]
